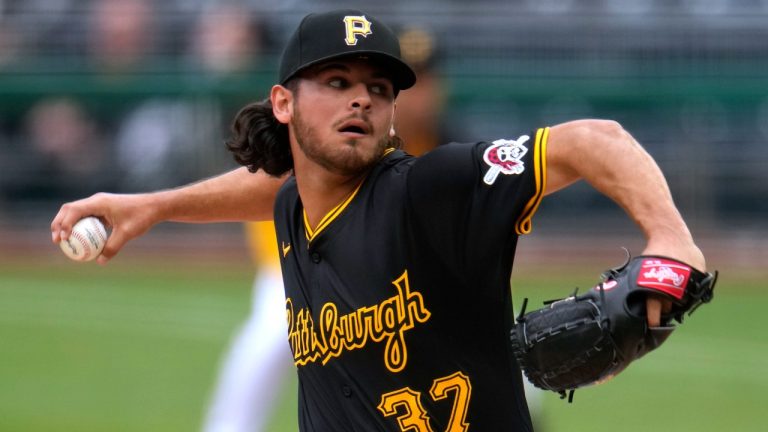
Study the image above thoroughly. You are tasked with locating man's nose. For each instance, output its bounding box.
[349,84,372,111]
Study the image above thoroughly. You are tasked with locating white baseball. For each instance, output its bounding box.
[59,216,108,262]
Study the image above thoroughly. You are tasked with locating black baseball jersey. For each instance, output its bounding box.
[274,128,550,431]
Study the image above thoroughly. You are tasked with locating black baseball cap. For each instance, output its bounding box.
[279,10,417,92]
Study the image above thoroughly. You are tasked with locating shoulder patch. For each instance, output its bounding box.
[482,136,529,185]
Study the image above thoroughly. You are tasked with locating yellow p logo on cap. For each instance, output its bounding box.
[343,15,372,46]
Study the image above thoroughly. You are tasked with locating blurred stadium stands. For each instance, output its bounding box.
[0,0,766,234]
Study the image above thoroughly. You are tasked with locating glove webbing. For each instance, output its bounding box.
[522,313,616,401]
[513,298,617,402]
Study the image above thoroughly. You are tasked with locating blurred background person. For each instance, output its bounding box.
[203,219,292,432]
[86,0,155,75]
[1,97,114,205]
[186,3,266,80]
[394,26,449,156]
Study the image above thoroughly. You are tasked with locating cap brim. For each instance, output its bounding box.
[281,51,416,92]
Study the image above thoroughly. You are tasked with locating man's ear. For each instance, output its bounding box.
[271,84,293,124]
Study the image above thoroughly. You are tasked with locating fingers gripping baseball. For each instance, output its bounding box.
[52,193,157,264]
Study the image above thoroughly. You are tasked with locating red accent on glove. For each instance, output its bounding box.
[636,258,692,300]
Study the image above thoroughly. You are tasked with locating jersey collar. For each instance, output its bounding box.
[302,147,397,243]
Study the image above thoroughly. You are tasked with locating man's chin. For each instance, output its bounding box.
[328,146,385,176]
[328,155,377,177]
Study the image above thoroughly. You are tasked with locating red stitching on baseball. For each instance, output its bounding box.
[70,231,91,260]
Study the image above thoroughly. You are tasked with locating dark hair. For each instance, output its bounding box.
[226,98,292,176]
[390,134,404,150]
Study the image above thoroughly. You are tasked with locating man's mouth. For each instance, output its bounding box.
[337,119,370,136]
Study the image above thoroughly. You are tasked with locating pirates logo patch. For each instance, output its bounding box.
[482,136,529,185]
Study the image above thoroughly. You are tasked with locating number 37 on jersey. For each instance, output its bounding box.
[378,371,472,432]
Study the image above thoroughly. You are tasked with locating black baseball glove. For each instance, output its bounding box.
[509,253,717,401]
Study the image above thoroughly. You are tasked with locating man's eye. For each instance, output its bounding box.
[329,79,345,88]
[370,84,392,96]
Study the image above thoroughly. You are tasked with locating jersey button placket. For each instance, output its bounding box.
[310,252,321,263]
[341,385,352,398]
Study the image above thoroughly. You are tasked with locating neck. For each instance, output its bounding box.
[292,152,370,230]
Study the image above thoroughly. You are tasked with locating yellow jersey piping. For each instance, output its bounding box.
[515,127,548,235]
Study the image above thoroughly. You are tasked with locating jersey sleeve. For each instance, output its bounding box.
[405,127,549,272]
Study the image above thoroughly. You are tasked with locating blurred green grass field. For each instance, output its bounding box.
[0,254,764,431]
